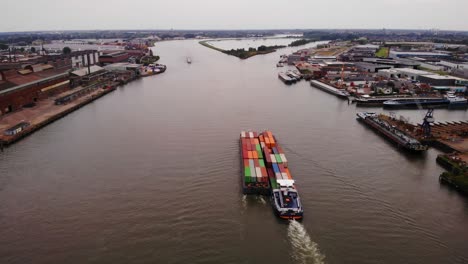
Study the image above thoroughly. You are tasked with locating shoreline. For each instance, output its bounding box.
[199,40,280,59]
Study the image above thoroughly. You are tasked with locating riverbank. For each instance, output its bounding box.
[0,84,117,149]
[0,66,166,149]
[199,40,283,59]
[437,154,468,194]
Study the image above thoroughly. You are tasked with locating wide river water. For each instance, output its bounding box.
[1,39,468,264]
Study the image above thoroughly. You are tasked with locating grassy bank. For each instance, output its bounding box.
[437,155,468,194]
[199,40,284,59]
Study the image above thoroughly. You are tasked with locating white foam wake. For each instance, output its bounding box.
[241,195,247,209]
[287,220,326,264]
[257,196,267,205]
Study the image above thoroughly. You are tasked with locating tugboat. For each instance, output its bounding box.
[186,57,192,64]
[271,181,303,220]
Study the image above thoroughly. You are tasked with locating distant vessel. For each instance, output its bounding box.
[278,72,295,84]
[186,57,192,64]
[356,112,428,153]
[286,70,301,80]
[383,94,467,109]
[310,80,350,98]
[446,92,468,108]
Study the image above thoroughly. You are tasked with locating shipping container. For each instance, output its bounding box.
[275,172,282,180]
[275,154,282,164]
[253,151,258,159]
[270,177,279,189]
[272,147,279,155]
[272,163,280,174]
[256,167,262,178]
[259,159,265,167]
[279,154,288,167]
[271,154,277,163]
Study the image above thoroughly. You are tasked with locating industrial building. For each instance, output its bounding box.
[99,51,131,65]
[70,50,101,69]
[389,51,451,59]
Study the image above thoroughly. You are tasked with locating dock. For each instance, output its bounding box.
[0,84,117,146]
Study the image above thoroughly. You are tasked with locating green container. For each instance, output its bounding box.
[256,144,261,152]
[275,154,282,163]
[244,166,251,177]
[257,150,263,159]
[259,159,265,167]
[245,176,252,183]
[270,178,279,189]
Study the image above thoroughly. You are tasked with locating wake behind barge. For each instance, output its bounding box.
[240,131,304,220]
[356,112,428,153]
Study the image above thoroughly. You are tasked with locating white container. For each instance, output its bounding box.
[256,167,262,179]
[275,172,283,180]
[280,154,288,167]
[270,154,277,163]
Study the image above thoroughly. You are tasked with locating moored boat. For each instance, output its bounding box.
[356,112,428,153]
[310,80,349,98]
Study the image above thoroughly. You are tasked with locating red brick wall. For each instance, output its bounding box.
[0,76,70,114]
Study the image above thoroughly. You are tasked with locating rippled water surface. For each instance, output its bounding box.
[1,39,468,264]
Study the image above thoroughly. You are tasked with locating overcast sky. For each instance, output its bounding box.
[1,0,467,32]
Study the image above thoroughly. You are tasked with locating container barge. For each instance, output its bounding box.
[356,112,428,153]
[240,131,304,220]
[310,80,350,98]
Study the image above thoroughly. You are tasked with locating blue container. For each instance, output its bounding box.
[272,147,279,155]
[272,163,280,174]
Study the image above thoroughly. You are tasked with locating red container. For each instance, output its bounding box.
[276,145,284,154]
[278,164,286,173]
[243,159,249,167]
[259,135,264,142]
[242,150,248,159]
[267,168,275,178]
[254,159,260,167]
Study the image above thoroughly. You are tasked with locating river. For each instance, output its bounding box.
[1,39,468,264]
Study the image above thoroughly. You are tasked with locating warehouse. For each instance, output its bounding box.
[418,75,457,86]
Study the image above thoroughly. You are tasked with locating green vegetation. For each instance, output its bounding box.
[418,66,449,76]
[438,155,468,194]
[375,47,389,58]
[199,41,285,59]
[288,39,315,47]
[140,55,160,65]
[30,47,36,53]
[0,43,8,50]
[62,46,71,55]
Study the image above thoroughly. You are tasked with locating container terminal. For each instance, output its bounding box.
[240,131,304,220]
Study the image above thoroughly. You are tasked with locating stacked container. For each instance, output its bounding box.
[259,131,292,189]
[240,131,269,194]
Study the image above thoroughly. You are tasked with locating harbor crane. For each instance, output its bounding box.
[421,109,435,137]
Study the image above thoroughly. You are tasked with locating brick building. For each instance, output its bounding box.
[0,58,72,115]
